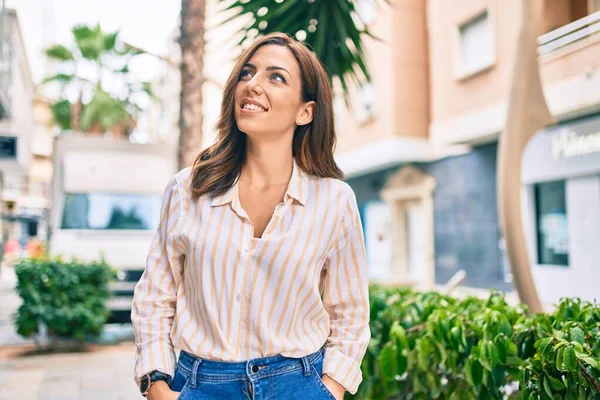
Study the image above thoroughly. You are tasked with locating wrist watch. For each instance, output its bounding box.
[140,370,172,397]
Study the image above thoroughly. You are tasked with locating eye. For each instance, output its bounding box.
[271,72,286,83]
[240,69,253,80]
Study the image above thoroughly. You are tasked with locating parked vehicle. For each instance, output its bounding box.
[49,134,177,323]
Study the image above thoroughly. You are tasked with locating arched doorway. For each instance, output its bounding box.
[379,166,436,288]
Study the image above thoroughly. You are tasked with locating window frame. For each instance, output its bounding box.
[533,180,570,267]
[453,8,497,80]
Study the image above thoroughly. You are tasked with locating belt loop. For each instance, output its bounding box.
[301,355,311,377]
[190,357,202,389]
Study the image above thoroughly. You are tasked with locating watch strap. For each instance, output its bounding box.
[141,370,172,396]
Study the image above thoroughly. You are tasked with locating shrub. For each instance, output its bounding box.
[353,286,600,399]
[12,256,115,346]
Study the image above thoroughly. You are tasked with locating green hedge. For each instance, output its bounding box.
[353,286,600,399]
[12,256,115,344]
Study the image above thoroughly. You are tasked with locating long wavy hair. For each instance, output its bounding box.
[190,32,344,201]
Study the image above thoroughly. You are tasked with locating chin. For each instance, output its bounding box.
[236,124,262,138]
[236,119,268,137]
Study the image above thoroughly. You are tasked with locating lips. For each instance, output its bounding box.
[240,98,268,112]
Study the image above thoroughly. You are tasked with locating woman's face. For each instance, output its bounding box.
[234,44,314,140]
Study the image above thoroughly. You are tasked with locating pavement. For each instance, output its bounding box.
[0,263,143,399]
[0,343,141,400]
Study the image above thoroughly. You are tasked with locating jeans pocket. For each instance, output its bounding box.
[311,364,337,400]
[176,378,191,400]
[172,366,192,400]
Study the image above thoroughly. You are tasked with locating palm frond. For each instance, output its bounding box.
[44,45,74,61]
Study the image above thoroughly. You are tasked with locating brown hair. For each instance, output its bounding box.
[190,32,343,201]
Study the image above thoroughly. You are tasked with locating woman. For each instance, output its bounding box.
[132,32,370,400]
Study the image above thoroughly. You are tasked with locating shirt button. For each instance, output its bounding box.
[236,293,241,302]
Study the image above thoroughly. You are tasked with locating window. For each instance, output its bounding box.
[535,181,569,266]
[457,11,495,78]
[61,193,162,230]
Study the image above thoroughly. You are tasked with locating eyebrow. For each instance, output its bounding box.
[243,63,292,80]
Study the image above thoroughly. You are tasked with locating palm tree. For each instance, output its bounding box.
[179,0,206,169]
[43,24,152,137]
[218,0,387,99]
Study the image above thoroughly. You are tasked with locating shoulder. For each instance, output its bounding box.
[309,176,356,204]
[160,167,193,210]
[167,167,192,195]
[174,166,193,185]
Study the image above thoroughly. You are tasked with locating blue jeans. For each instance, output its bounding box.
[170,346,336,400]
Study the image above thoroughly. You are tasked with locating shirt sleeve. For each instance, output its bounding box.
[131,176,185,386]
[321,187,371,395]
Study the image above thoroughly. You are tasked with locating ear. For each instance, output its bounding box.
[296,101,316,126]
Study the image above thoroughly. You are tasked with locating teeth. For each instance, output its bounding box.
[242,103,266,111]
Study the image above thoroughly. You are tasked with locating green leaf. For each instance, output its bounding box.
[495,334,508,364]
[41,73,75,85]
[564,347,577,372]
[466,358,483,387]
[378,343,397,380]
[576,353,599,369]
[44,44,74,61]
[536,337,553,350]
[547,375,566,391]
[103,31,119,51]
[570,327,585,345]
[397,349,408,376]
[543,376,553,398]
[556,347,565,371]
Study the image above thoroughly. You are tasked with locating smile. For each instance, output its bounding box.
[241,103,267,112]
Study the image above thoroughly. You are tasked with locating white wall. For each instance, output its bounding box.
[524,175,600,305]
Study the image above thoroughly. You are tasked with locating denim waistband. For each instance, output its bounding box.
[176,346,325,382]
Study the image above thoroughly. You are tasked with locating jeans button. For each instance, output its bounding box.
[251,365,259,373]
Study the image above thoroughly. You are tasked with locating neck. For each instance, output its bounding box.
[242,137,293,189]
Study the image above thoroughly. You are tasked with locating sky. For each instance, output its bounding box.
[6,0,181,83]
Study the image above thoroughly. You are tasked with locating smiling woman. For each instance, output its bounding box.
[131,33,371,400]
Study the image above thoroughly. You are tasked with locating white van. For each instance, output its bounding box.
[49,134,177,323]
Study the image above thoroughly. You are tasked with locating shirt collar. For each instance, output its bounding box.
[285,159,308,206]
[210,182,237,207]
[210,159,308,207]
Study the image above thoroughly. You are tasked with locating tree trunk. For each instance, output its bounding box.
[179,0,206,169]
[497,0,555,314]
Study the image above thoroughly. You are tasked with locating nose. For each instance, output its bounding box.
[245,75,263,95]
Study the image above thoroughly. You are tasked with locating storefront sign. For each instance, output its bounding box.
[551,128,600,160]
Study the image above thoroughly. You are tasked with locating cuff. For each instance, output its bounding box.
[322,347,363,395]
[134,343,177,388]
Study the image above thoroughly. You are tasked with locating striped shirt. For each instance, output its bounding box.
[131,161,371,394]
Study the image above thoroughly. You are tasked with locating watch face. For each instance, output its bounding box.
[140,375,150,394]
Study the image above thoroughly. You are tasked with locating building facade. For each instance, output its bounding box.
[333,0,600,304]
[0,8,51,262]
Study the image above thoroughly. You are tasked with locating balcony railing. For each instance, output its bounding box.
[538,10,600,56]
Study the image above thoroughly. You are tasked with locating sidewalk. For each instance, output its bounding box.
[0,343,140,400]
